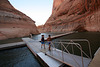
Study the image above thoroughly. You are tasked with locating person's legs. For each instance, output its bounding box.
[48,42,51,50]
[41,44,43,48]
[41,42,44,48]
[42,42,45,49]
[49,44,51,50]
[44,44,45,49]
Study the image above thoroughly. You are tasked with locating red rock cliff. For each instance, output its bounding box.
[38,0,100,33]
[0,0,39,40]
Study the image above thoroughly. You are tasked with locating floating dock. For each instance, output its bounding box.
[1,32,97,67]
[0,31,74,50]
[22,38,62,67]
[51,32,74,39]
[0,42,25,50]
[37,31,74,41]
[22,38,92,67]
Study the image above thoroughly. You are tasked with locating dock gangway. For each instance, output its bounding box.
[45,39,92,67]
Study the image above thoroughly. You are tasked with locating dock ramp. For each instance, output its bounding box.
[45,39,92,67]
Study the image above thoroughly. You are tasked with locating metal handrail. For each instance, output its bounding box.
[46,39,92,67]
[53,42,91,58]
[53,39,92,59]
[52,42,83,67]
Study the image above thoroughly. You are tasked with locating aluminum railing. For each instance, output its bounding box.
[45,39,92,67]
[53,39,92,59]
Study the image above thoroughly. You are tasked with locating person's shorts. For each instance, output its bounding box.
[41,42,45,44]
[48,42,51,44]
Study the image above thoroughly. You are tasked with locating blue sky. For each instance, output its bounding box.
[8,0,53,26]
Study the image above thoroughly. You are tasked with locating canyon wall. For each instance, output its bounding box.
[38,0,100,33]
[0,0,39,40]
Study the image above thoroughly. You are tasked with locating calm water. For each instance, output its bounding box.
[32,32,63,40]
[0,47,41,67]
[0,32,100,66]
[0,37,23,44]
[0,33,63,67]
[53,32,100,58]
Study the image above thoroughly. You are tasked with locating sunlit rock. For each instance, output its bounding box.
[38,0,100,33]
[0,0,39,40]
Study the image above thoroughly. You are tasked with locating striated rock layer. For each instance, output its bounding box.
[0,0,39,40]
[38,0,100,33]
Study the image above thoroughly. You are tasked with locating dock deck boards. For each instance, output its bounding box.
[38,52,62,67]
[22,38,92,67]
[46,49,91,67]
[22,38,62,67]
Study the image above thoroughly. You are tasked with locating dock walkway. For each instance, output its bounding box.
[22,38,91,67]
[22,38,62,67]
[36,31,74,41]
[51,32,74,39]
[46,49,91,67]
[0,42,25,50]
[0,32,73,50]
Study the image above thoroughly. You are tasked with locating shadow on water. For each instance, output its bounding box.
[53,32,100,58]
[0,47,41,67]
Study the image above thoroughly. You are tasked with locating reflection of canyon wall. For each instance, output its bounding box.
[38,0,100,33]
[0,0,39,40]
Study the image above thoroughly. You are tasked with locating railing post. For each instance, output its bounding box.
[51,39,91,67]
[71,40,74,54]
[81,46,84,67]
[61,42,64,61]
[87,40,92,59]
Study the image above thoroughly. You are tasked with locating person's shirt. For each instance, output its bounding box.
[41,37,44,42]
[47,37,52,41]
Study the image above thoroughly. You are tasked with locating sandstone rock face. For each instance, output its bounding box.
[0,0,39,40]
[38,0,100,33]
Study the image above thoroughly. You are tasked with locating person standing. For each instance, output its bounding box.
[41,35,45,49]
[47,35,52,51]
